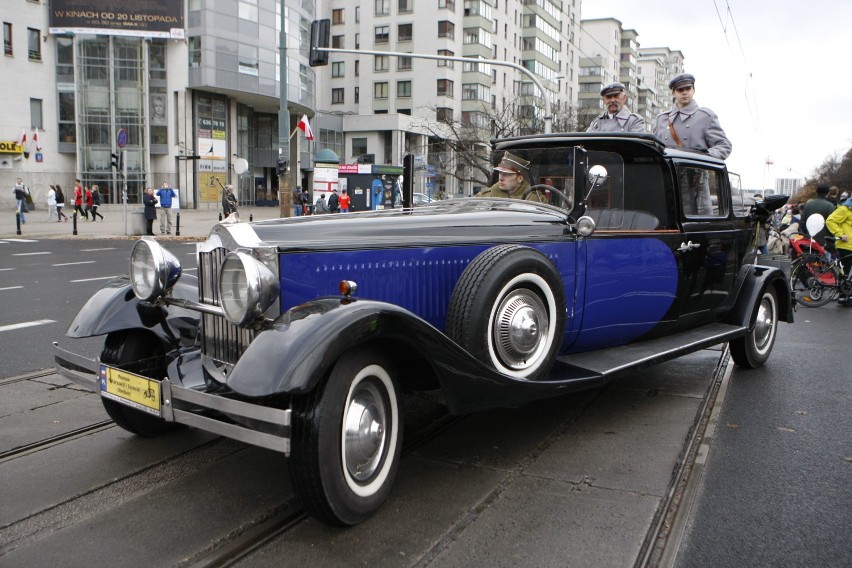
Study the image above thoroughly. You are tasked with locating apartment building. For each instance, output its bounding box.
[316,0,581,197]
[636,46,685,123]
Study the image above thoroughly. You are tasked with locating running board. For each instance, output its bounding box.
[553,322,746,379]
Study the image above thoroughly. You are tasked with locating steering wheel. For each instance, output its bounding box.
[522,184,571,208]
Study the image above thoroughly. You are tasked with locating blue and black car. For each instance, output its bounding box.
[55,133,792,526]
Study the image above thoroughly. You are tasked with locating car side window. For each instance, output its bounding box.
[676,164,724,218]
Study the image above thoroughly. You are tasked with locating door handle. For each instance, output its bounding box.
[678,241,701,252]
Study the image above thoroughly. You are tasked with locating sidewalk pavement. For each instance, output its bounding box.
[1,204,286,241]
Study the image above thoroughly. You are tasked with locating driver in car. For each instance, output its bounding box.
[477,151,546,202]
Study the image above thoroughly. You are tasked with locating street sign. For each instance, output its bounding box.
[117,128,128,148]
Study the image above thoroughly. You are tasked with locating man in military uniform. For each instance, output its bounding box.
[586,82,645,133]
[653,73,732,160]
[476,151,546,202]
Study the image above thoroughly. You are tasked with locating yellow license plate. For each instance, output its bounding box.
[99,364,161,417]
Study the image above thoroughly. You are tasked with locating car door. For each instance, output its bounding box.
[672,161,740,323]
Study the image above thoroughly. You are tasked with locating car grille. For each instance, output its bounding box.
[198,247,255,365]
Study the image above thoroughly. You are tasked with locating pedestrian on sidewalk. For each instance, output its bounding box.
[46,185,57,222]
[156,181,176,234]
[12,178,29,224]
[143,187,158,235]
[73,180,87,220]
[55,184,68,222]
[84,186,94,221]
[90,185,104,221]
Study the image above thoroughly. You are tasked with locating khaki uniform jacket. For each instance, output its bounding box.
[587,107,646,133]
[653,100,732,160]
[476,179,546,202]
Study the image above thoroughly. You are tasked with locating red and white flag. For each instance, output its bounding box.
[19,128,27,147]
[297,114,314,141]
[32,129,41,151]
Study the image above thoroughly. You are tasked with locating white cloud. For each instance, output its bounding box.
[581,0,852,191]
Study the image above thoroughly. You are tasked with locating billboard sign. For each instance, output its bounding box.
[49,0,185,39]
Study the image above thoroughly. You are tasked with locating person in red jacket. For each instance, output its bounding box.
[84,186,94,222]
[339,188,351,213]
[73,179,88,220]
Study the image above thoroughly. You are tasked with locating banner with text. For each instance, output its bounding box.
[49,0,185,39]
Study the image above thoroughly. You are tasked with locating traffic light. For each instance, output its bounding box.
[309,19,330,66]
[110,152,120,170]
[277,158,289,177]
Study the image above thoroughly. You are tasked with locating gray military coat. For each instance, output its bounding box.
[587,107,646,133]
[653,100,732,160]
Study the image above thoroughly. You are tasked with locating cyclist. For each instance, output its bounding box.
[826,197,852,306]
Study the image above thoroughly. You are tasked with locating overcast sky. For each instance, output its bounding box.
[581,0,852,191]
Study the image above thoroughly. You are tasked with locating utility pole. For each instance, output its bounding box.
[278,2,292,217]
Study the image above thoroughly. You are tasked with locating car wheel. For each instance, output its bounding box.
[100,331,179,437]
[730,287,778,368]
[289,349,402,526]
[446,244,565,379]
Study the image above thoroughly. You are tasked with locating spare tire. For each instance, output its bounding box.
[446,244,566,379]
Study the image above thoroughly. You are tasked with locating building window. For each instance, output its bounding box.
[57,90,76,143]
[355,33,360,49]
[397,80,411,98]
[397,56,412,70]
[439,0,456,9]
[374,55,389,72]
[56,36,74,82]
[332,61,345,77]
[352,137,368,157]
[30,98,43,130]
[3,22,11,56]
[437,49,454,68]
[355,6,360,23]
[332,8,344,24]
[436,107,453,123]
[355,60,360,76]
[332,35,344,48]
[437,79,454,97]
[238,44,258,76]
[375,25,389,44]
[354,86,359,103]
[375,0,390,16]
[27,27,41,61]
[438,21,454,39]
[374,82,389,99]
[332,88,345,104]
[188,36,201,68]
[398,23,412,42]
[238,1,258,22]
[399,0,413,13]
[149,41,166,81]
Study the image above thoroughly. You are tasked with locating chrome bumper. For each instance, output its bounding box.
[52,342,292,454]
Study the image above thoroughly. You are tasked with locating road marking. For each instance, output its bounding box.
[0,267,14,271]
[0,286,24,291]
[53,261,97,267]
[1,239,39,243]
[80,247,117,252]
[0,319,56,332]
[12,251,52,256]
[70,276,118,283]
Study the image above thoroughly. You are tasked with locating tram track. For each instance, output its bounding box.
[0,420,115,464]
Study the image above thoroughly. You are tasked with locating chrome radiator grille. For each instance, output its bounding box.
[198,247,255,365]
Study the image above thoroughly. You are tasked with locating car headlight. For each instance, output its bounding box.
[219,251,280,326]
[129,238,182,301]
[576,215,596,237]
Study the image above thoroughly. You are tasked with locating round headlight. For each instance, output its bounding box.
[219,251,280,326]
[576,215,596,237]
[129,239,182,301]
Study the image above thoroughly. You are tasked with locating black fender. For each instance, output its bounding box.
[225,297,606,414]
[724,264,794,329]
[65,274,201,350]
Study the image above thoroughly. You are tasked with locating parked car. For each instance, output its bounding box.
[413,192,434,206]
[55,132,792,526]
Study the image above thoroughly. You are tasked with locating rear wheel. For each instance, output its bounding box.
[730,288,778,368]
[790,255,836,307]
[289,349,402,526]
[100,331,178,437]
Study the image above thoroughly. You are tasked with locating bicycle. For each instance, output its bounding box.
[789,237,852,307]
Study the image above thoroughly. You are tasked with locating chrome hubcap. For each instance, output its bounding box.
[344,381,386,483]
[493,288,548,370]
[753,296,775,350]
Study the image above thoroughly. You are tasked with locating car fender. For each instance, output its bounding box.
[226,297,468,398]
[724,264,794,328]
[65,274,201,349]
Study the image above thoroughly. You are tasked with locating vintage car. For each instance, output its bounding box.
[55,132,792,526]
